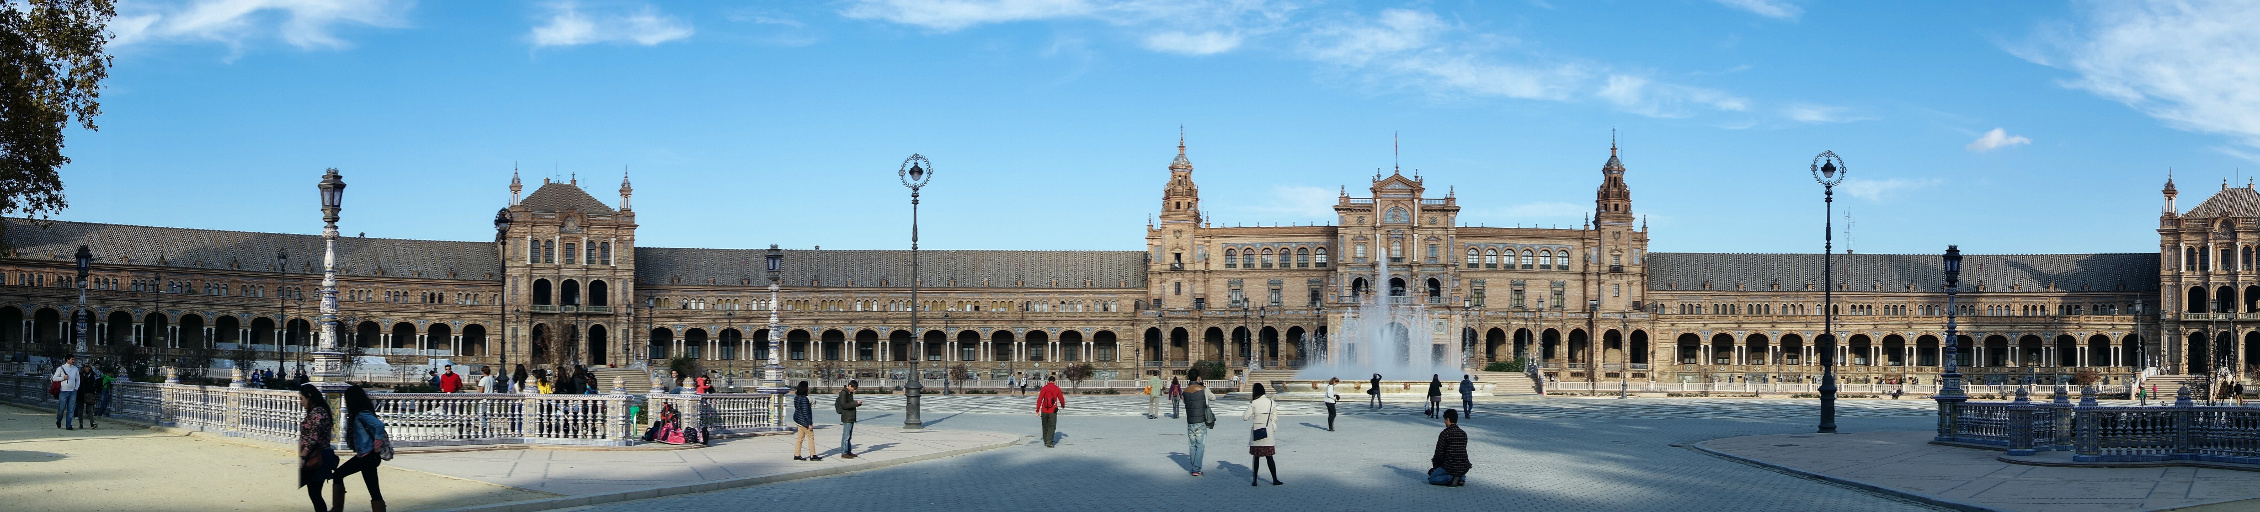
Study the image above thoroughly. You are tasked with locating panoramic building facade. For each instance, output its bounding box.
[0,141,2234,387]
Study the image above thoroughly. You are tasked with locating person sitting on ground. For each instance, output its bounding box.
[1429,408,1471,487]
[643,403,688,444]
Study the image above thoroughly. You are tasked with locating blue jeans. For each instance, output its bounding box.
[56,390,76,426]
[1186,423,1208,472]
[840,421,856,454]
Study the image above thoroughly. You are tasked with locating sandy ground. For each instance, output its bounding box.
[0,403,550,512]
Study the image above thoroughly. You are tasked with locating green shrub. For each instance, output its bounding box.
[1192,361,1227,380]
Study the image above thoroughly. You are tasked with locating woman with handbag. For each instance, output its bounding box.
[334,385,391,512]
[1241,383,1282,487]
[297,384,340,512]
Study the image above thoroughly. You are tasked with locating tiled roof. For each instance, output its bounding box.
[2,218,501,281]
[2184,186,2260,219]
[521,182,615,214]
[635,247,1148,289]
[1647,252,2158,293]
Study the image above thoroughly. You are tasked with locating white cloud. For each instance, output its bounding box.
[1840,177,1941,202]
[111,0,409,51]
[840,0,1095,31]
[530,2,692,47]
[1595,73,1749,118]
[1143,30,1241,55]
[2018,1,2260,147]
[1965,127,2031,152]
[1781,103,1870,124]
[1241,185,1340,219]
[1713,0,1800,20]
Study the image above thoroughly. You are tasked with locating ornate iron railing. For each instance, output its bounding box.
[1939,384,2260,463]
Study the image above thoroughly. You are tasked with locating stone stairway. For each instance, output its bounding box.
[590,366,651,392]
[2138,374,2209,398]
[1473,371,1543,399]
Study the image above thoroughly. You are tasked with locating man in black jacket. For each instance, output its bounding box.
[836,380,863,459]
[1430,409,1471,486]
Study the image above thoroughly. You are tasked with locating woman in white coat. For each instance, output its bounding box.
[1242,383,1282,486]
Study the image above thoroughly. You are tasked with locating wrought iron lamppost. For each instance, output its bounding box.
[901,154,932,429]
[310,168,349,384]
[73,245,90,357]
[760,246,785,394]
[1934,245,1967,438]
[276,249,287,375]
[1812,151,1846,433]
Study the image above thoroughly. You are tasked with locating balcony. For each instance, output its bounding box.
[529,305,612,314]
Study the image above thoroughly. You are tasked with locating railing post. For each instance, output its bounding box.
[2050,384,2073,451]
[608,385,630,441]
[2173,385,2196,458]
[2074,385,2101,462]
[1934,389,1966,443]
[521,394,540,441]
[2007,388,2036,456]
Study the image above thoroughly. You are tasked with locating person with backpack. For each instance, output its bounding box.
[50,355,80,430]
[1167,376,1183,419]
[334,385,392,512]
[836,380,863,459]
[1182,376,1215,476]
[1037,375,1067,447]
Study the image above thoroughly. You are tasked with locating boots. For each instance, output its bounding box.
[328,484,346,512]
[370,498,386,512]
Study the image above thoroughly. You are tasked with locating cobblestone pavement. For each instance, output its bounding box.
[852,393,1942,420]
[560,398,1952,512]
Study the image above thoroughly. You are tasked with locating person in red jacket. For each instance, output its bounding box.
[439,365,463,393]
[1036,375,1066,448]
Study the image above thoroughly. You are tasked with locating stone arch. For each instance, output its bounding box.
[1629,330,1649,365]
[112,310,140,346]
[561,279,581,306]
[534,279,553,306]
[649,327,674,360]
[588,280,609,307]
[2220,286,2237,316]
[2190,286,2209,313]
[428,323,451,352]
[587,324,608,363]
[1747,333,1772,366]
[178,313,207,348]
[1062,329,1086,362]
[214,315,242,345]
[1094,330,1119,362]
[1484,327,1507,362]
[1710,332,1735,365]
[391,322,416,349]
[461,324,487,357]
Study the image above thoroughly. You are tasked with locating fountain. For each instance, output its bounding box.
[1275,248,1491,399]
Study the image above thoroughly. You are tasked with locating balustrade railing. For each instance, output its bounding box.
[0,374,778,448]
[1935,385,2260,464]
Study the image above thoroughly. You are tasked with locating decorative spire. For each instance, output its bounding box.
[619,166,634,211]
[509,164,523,206]
[1393,131,1400,175]
[1169,126,1193,171]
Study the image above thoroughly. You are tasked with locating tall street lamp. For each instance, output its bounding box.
[1934,245,1967,438]
[310,168,349,384]
[1812,151,1845,433]
[901,154,932,429]
[761,245,786,394]
[73,245,90,357]
[276,249,287,375]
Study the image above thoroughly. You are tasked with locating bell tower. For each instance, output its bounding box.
[1595,139,1633,224]
[1160,130,1201,225]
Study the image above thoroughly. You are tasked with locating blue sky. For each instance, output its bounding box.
[56,0,2260,254]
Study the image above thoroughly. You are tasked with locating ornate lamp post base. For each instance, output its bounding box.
[309,350,351,384]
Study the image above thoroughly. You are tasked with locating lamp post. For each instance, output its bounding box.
[73,245,90,357]
[1935,246,1967,434]
[276,249,287,376]
[901,154,932,429]
[308,169,349,384]
[760,246,785,394]
[1812,151,1846,433]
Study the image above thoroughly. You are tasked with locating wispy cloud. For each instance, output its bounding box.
[1840,177,1941,202]
[1781,103,1870,124]
[112,0,409,52]
[840,0,1096,32]
[2015,1,2260,148]
[1965,127,2031,152]
[1713,0,1800,20]
[1595,74,1748,118]
[1144,30,1241,55]
[1241,185,1340,219]
[530,1,692,47]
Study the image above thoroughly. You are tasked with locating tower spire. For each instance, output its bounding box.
[1393,131,1400,174]
[620,165,634,211]
[509,163,523,206]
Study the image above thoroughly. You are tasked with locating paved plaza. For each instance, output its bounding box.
[1703,430,2260,511]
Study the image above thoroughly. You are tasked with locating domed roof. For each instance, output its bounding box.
[2184,186,2260,219]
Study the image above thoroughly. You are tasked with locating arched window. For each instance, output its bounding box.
[1224,249,1238,268]
[1386,206,1410,224]
[543,240,555,263]
[533,279,553,305]
[1296,248,1311,267]
[1314,247,1328,266]
[1426,278,1441,298]
[1484,249,1499,268]
[1540,250,1554,269]
[1467,248,1481,268]
[1242,250,1255,268]
[1261,248,1275,268]
[1520,250,1534,269]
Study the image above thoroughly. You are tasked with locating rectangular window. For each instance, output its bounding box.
[1097,344,1115,361]
[543,240,555,263]
[585,243,596,265]
[1389,240,1404,263]
[1297,251,1310,267]
[1315,249,1328,266]
[1427,244,1439,263]
[686,343,703,360]
[601,242,612,264]
[1550,283,1566,310]
[564,243,577,264]
[527,238,536,263]
[1510,285,1526,309]
[1225,251,1237,268]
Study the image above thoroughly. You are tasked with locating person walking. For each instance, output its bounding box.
[1458,375,1475,418]
[1324,377,1341,431]
[1007,373,1018,395]
[792,381,821,461]
[75,364,102,429]
[1021,373,1032,395]
[1037,375,1066,447]
[1145,370,1164,419]
[1425,375,1443,418]
[1428,409,1472,487]
[836,380,863,459]
[1369,373,1384,409]
[1242,383,1282,486]
[1182,377,1215,476]
[334,385,391,512]
[50,355,80,430]
[297,383,340,512]
[94,364,115,418]
[1168,376,1183,419]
